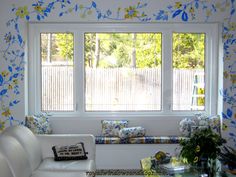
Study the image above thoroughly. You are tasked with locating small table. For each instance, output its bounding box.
[140,156,234,177]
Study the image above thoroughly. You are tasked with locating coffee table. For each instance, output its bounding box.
[86,157,234,177]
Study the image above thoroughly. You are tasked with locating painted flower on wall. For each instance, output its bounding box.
[4,32,12,44]
[2,108,11,117]
[34,5,45,13]
[124,6,138,19]
[175,2,182,9]
[15,6,29,19]
[0,120,5,131]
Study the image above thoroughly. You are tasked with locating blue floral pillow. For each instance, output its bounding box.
[119,126,146,139]
[101,120,128,137]
[25,113,52,134]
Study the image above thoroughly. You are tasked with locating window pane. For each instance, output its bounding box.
[172,33,205,111]
[85,33,162,111]
[41,33,74,111]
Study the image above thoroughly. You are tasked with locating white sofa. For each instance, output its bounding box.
[0,125,96,177]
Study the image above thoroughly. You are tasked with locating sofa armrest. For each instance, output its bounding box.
[36,134,95,160]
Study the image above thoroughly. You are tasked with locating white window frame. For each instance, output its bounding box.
[28,23,219,118]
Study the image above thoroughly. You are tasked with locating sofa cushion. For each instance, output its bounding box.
[38,157,95,171]
[0,135,32,177]
[119,127,146,139]
[101,120,128,137]
[25,114,52,134]
[32,170,87,177]
[0,152,14,177]
[3,125,42,171]
[52,142,88,161]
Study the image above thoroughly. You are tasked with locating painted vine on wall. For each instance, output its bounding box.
[0,0,235,145]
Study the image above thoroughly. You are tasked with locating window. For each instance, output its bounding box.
[40,33,74,111]
[84,33,162,111]
[172,33,205,111]
[28,23,219,116]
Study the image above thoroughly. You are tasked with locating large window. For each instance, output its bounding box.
[84,33,162,111]
[28,23,219,116]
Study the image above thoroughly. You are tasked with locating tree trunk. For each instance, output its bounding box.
[94,34,100,68]
[131,33,136,68]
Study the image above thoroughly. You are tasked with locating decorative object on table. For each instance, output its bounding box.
[52,142,88,161]
[25,112,52,134]
[154,151,171,164]
[101,120,128,137]
[219,146,236,173]
[179,127,226,177]
[159,157,190,174]
[118,126,146,139]
[140,156,192,176]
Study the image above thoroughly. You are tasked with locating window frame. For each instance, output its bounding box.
[28,23,219,118]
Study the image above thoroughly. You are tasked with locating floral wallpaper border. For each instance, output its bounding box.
[0,0,235,145]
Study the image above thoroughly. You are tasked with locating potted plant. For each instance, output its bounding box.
[179,128,226,176]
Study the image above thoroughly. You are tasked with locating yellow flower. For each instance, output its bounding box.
[175,2,182,9]
[79,4,84,10]
[2,108,11,117]
[189,7,194,14]
[193,156,199,163]
[13,79,18,85]
[0,120,5,131]
[195,145,200,152]
[87,10,93,15]
[224,71,229,79]
[8,84,13,90]
[230,74,236,84]
[229,22,236,31]
[68,8,73,13]
[15,6,29,18]
[34,5,45,13]
[124,6,138,19]
[222,123,228,131]
[206,10,212,17]
[1,71,9,77]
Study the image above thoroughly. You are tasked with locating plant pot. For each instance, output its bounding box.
[196,158,218,177]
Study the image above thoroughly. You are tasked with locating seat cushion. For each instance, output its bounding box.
[38,157,95,171]
[0,135,32,177]
[32,170,87,177]
[3,125,42,171]
[0,152,14,177]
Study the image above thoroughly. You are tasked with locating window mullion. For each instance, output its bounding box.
[162,30,173,113]
[75,32,84,114]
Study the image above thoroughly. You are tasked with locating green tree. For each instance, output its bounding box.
[173,33,205,69]
[56,33,74,61]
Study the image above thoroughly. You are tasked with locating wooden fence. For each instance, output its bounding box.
[41,66,204,111]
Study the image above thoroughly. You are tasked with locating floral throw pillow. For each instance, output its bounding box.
[119,127,146,139]
[25,113,53,134]
[101,120,128,137]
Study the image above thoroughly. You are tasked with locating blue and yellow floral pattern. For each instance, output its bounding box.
[0,0,235,147]
[101,120,128,137]
[119,127,146,139]
[25,113,52,134]
[95,136,187,144]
